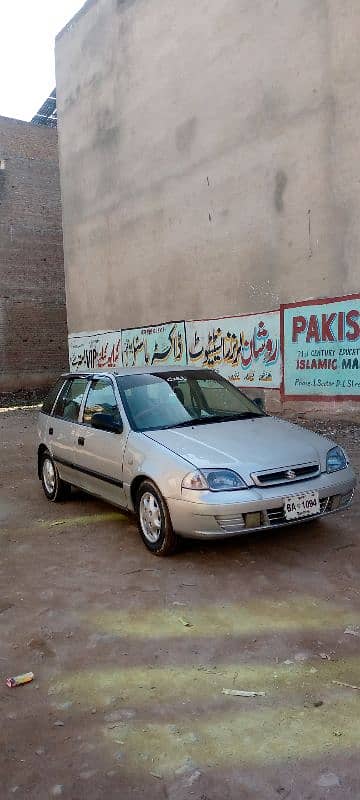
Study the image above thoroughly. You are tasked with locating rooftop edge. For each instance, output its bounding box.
[56,0,99,42]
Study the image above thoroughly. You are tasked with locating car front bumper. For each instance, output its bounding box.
[167,466,356,539]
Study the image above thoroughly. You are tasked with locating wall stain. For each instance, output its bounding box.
[307,208,313,259]
[175,117,197,154]
[0,170,6,198]
[116,0,138,9]
[274,170,288,213]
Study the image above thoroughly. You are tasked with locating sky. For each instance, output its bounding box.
[0,0,85,122]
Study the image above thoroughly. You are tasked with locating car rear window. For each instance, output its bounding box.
[41,378,66,416]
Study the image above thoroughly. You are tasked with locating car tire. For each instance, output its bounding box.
[40,451,71,502]
[136,480,179,556]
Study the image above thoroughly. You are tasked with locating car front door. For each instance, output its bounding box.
[72,376,129,508]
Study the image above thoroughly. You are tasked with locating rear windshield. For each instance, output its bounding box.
[41,378,66,416]
[116,370,264,432]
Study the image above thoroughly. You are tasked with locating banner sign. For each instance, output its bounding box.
[282,294,360,398]
[69,330,122,372]
[185,311,280,388]
[122,321,187,368]
[68,295,360,400]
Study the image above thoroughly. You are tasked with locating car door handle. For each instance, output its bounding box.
[78,436,85,446]
[49,427,53,436]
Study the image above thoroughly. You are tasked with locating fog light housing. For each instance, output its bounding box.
[244,512,261,529]
[329,494,341,511]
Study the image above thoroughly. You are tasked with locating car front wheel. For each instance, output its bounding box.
[136,480,179,556]
[40,451,71,502]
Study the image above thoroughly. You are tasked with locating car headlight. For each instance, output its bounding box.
[326,446,348,473]
[182,469,247,492]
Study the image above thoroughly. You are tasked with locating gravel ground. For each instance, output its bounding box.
[0,407,359,800]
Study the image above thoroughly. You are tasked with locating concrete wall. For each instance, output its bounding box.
[56,0,360,340]
[0,116,68,392]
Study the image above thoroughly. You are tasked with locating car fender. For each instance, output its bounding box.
[123,430,195,509]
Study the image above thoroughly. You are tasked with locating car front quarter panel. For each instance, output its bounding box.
[123,431,194,510]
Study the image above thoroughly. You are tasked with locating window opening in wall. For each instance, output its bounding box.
[0,159,5,170]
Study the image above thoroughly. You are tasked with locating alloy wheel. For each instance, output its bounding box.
[43,457,56,495]
[139,491,162,543]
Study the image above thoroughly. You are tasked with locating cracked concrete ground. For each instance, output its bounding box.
[0,408,359,799]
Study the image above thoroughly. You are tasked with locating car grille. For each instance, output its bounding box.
[252,463,320,487]
[267,496,329,526]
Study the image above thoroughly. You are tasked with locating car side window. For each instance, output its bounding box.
[53,378,89,422]
[42,378,66,416]
[82,378,120,426]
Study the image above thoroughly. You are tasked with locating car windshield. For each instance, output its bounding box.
[116,370,264,432]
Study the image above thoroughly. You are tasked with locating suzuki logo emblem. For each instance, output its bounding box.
[286,470,297,480]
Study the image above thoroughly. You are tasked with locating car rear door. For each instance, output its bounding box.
[72,376,129,508]
[48,376,90,486]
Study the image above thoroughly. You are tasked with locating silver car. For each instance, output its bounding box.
[37,367,356,555]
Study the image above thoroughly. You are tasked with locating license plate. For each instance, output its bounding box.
[284,490,320,521]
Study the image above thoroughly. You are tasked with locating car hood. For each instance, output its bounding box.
[144,417,332,482]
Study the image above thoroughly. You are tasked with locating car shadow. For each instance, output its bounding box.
[67,484,356,564]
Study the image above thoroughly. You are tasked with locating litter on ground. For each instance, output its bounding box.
[6,671,34,688]
[222,688,266,697]
[332,680,360,691]
[178,617,193,627]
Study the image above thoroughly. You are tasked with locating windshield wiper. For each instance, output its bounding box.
[223,412,263,420]
[168,418,204,428]
[170,412,262,429]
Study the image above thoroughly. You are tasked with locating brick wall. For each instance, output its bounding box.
[0,115,68,392]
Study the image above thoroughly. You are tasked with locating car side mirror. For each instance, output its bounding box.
[91,412,123,434]
[253,397,264,412]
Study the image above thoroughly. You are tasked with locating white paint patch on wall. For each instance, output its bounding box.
[68,321,187,372]
[68,311,280,389]
[122,321,186,368]
[186,311,281,389]
[69,330,122,372]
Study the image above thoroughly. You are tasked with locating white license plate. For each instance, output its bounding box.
[284,490,320,521]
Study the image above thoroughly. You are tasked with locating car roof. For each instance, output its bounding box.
[61,365,212,380]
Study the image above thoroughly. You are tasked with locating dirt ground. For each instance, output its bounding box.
[0,408,360,800]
